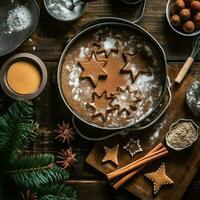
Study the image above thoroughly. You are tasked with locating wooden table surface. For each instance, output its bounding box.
[0,0,200,199]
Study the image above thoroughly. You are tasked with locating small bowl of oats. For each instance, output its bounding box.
[166,119,199,151]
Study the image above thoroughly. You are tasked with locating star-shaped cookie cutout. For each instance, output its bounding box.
[123,138,143,157]
[122,54,151,82]
[102,144,119,166]
[79,52,107,86]
[145,163,174,195]
[111,87,142,114]
[94,51,127,97]
[89,93,113,121]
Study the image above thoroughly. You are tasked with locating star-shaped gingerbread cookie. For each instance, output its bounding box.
[145,163,174,195]
[89,93,113,121]
[111,87,142,114]
[79,52,107,86]
[94,51,127,97]
[122,53,151,82]
[102,144,119,166]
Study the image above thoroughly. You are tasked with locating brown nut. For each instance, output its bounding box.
[194,12,200,23]
[183,20,195,32]
[180,8,191,20]
[191,1,200,11]
[193,13,200,28]
[184,0,200,7]
[175,0,185,10]
[171,15,181,26]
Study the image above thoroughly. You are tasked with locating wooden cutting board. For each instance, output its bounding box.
[86,66,200,200]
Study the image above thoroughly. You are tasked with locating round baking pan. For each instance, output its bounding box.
[57,17,168,131]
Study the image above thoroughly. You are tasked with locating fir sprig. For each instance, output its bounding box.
[0,101,77,200]
[37,184,77,200]
[0,101,38,162]
[7,154,55,172]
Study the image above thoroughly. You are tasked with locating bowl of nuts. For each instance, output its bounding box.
[166,0,200,36]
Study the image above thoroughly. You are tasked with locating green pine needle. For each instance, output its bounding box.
[0,101,38,162]
[39,194,76,200]
[11,164,70,189]
[7,154,55,172]
[37,184,77,200]
[0,101,77,200]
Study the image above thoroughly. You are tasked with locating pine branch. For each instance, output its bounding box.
[0,101,78,200]
[0,101,38,162]
[7,154,55,172]
[36,183,77,197]
[11,165,70,189]
[37,184,77,200]
[39,194,76,200]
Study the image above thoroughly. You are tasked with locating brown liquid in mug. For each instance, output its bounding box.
[7,61,41,95]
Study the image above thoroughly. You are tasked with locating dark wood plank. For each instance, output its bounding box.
[66,179,200,200]
[66,179,138,200]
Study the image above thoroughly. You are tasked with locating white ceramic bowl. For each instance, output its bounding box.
[166,0,200,37]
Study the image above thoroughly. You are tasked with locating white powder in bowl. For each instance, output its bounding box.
[46,0,85,21]
[7,5,32,34]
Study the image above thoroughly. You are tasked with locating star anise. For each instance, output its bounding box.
[55,121,75,143]
[20,190,37,200]
[57,147,77,170]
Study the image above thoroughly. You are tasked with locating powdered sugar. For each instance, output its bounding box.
[79,47,90,59]
[68,64,82,88]
[46,0,84,21]
[7,5,31,34]
[102,37,117,50]
[133,74,155,92]
[66,64,93,104]
[66,64,82,100]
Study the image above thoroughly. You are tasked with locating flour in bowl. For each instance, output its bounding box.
[46,0,85,21]
[7,5,32,34]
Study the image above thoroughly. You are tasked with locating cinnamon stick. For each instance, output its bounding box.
[107,144,167,180]
[112,143,164,189]
[111,143,164,174]
[107,144,167,181]
[112,165,145,190]
[108,150,168,181]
